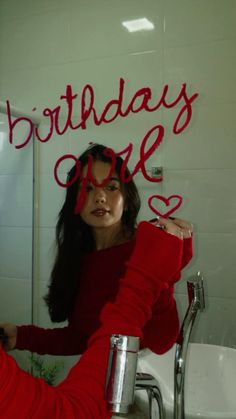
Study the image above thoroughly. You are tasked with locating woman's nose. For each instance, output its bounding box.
[94,188,106,204]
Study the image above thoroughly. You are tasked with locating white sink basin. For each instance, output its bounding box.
[136,343,236,419]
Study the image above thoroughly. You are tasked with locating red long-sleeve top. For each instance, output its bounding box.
[15,235,192,356]
[0,222,186,418]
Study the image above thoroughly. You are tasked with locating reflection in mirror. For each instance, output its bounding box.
[0,134,192,379]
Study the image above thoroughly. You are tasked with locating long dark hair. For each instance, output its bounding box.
[44,144,141,322]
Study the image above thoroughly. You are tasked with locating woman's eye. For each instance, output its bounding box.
[106,183,119,191]
[86,184,94,192]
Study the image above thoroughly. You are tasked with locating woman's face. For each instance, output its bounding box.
[78,160,125,230]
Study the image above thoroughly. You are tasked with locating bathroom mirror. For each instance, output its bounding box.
[0,1,236,378]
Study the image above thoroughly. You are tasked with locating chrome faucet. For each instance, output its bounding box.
[135,372,165,419]
[174,271,205,419]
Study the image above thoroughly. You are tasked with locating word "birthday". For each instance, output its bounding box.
[6,78,199,149]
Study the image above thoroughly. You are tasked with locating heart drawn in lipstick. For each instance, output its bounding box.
[148,194,183,218]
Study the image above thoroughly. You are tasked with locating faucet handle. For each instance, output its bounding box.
[187,270,203,286]
[187,271,205,309]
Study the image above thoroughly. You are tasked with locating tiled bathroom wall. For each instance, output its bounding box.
[0,112,33,368]
[0,0,236,374]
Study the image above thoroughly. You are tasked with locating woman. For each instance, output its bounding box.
[0,144,193,356]
[0,220,185,418]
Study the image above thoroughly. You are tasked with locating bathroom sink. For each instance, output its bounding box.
[135,343,236,419]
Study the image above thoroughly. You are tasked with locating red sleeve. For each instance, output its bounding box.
[182,237,193,269]
[16,324,89,355]
[142,287,180,354]
[142,236,193,354]
[170,236,193,284]
[0,344,111,419]
[0,222,183,419]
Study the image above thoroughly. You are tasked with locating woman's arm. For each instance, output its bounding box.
[142,233,193,354]
[15,324,89,355]
[0,323,89,355]
[0,222,184,419]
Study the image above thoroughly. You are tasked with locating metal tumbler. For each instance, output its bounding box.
[105,334,140,414]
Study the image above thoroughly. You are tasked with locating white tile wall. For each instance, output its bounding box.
[68,0,164,61]
[162,104,236,170]
[38,125,71,175]
[38,174,65,227]
[0,10,70,72]
[0,227,32,278]
[1,50,164,115]
[0,175,33,226]
[163,39,236,105]
[0,112,33,369]
[163,170,236,234]
[0,114,33,174]
[37,227,55,283]
[0,277,32,323]
[0,0,67,21]
[0,1,236,373]
[176,232,236,299]
[163,0,236,47]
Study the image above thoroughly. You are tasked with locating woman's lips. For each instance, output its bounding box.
[91,208,109,217]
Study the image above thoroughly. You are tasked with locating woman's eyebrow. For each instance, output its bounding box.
[109,177,120,182]
[86,176,121,186]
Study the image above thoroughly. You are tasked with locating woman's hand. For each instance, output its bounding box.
[149,216,193,240]
[0,323,17,351]
[168,217,193,238]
